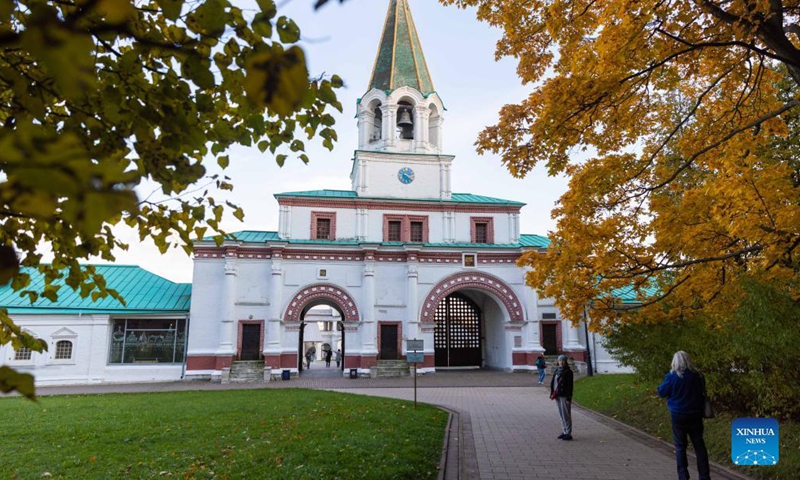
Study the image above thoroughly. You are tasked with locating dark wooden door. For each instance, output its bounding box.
[434,294,482,367]
[380,324,398,360]
[240,324,261,361]
[542,324,558,355]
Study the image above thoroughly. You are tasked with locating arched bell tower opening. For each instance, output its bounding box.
[396,100,415,140]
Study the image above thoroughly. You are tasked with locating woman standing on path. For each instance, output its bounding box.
[657,351,711,480]
[550,355,573,440]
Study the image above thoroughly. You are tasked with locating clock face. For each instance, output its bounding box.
[398,167,415,184]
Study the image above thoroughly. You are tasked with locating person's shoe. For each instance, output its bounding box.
[560,435,573,441]
[557,434,565,439]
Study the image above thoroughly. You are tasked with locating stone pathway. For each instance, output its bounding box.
[13,371,750,480]
[335,385,747,480]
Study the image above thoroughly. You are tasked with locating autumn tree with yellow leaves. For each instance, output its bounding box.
[0,0,342,398]
[443,0,800,329]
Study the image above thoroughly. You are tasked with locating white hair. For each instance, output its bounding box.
[671,351,697,377]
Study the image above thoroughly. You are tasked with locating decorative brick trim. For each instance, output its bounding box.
[278,197,523,214]
[378,321,402,360]
[421,272,524,323]
[236,320,265,360]
[283,283,360,323]
[470,217,495,244]
[196,247,522,264]
[311,211,337,240]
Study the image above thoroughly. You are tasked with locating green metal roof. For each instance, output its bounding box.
[519,234,551,248]
[200,231,551,250]
[0,265,191,314]
[274,189,525,206]
[369,0,435,95]
[202,230,282,243]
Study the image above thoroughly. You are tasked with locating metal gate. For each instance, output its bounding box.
[434,293,482,367]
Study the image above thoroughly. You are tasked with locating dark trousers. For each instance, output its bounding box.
[670,413,711,480]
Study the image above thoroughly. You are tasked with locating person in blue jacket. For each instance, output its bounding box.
[657,351,711,480]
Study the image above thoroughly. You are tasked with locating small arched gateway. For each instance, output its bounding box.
[282,283,360,373]
[421,273,524,370]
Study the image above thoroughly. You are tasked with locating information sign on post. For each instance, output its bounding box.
[406,339,424,408]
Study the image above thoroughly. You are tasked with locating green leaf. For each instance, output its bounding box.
[157,0,183,20]
[187,0,227,37]
[183,54,216,90]
[0,246,19,286]
[277,16,301,43]
[276,154,287,167]
[0,366,36,400]
[217,155,230,168]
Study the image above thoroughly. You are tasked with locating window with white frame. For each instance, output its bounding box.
[14,346,32,361]
[54,340,73,360]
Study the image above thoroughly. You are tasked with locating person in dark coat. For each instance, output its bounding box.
[535,354,547,385]
[325,349,333,367]
[550,355,574,440]
[657,351,711,480]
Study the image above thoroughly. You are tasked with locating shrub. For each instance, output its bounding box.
[604,277,800,420]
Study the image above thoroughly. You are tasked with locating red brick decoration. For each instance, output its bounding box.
[470,217,495,244]
[310,211,337,240]
[283,284,360,323]
[421,272,524,323]
[195,247,521,264]
[278,197,522,214]
[236,320,265,359]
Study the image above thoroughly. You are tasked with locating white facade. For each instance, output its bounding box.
[1,313,188,386]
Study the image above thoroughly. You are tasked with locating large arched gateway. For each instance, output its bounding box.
[423,272,525,370]
[283,283,359,373]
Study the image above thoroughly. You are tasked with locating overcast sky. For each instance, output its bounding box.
[105,0,568,283]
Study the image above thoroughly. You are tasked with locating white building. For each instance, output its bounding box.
[185,0,623,381]
[0,0,628,387]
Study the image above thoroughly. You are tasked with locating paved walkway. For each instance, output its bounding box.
[17,371,749,480]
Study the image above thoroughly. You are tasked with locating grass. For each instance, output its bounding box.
[0,389,448,480]
[573,374,799,480]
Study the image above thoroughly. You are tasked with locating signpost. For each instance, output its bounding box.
[406,339,424,408]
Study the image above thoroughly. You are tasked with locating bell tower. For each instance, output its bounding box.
[351,0,452,200]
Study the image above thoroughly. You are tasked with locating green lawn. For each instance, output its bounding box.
[574,374,799,480]
[1,389,448,480]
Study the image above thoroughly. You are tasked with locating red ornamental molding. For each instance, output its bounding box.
[277,197,522,214]
[470,217,495,244]
[283,284,360,323]
[421,273,524,323]
[195,247,521,264]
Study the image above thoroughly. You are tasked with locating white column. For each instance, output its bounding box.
[406,263,419,341]
[358,158,369,195]
[217,259,237,355]
[358,209,369,241]
[563,319,582,350]
[266,257,283,351]
[414,105,427,151]
[358,110,371,149]
[384,104,398,148]
[444,163,452,199]
[283,206,293,239]
[362,261,377,353]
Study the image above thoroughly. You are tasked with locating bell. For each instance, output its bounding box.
[397,109,413,127]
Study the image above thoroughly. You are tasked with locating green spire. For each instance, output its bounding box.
[368,0,435,95]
